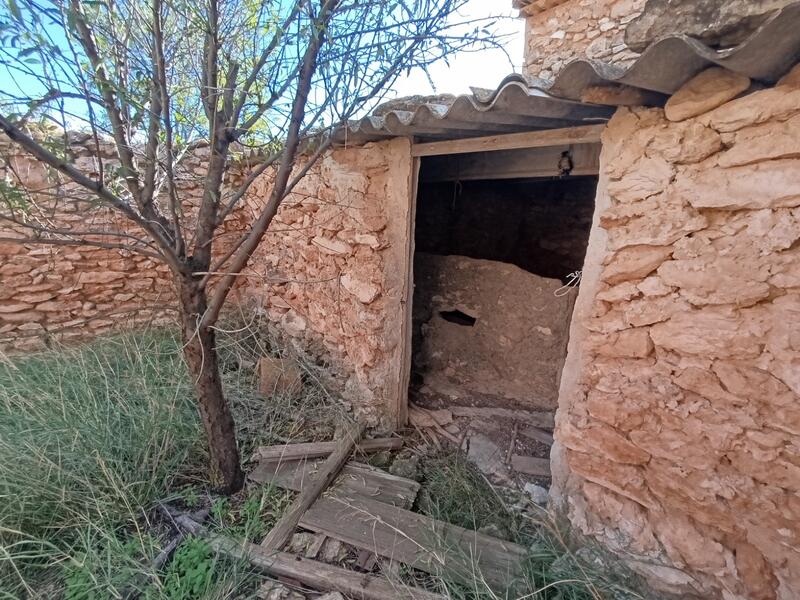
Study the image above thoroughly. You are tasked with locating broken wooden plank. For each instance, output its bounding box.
[450,406,555,428]
[261,423,365,551]
[511,454,552,477]
[252,437,402,463]
[520,426,555,447]
[175,517,445,600]
[410,124,605,157]
[299,493,527,592]
[250,459,420,508]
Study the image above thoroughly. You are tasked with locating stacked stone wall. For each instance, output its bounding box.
[0,135,413,426]
[235,139,413,427]
[554,71,800,599]
[521,0,645,79]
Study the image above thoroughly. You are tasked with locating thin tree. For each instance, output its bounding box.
[0,0,503,492]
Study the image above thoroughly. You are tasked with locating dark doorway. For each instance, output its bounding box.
[410,173,597,412]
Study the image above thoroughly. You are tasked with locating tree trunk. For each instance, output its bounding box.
[177,277,244,494]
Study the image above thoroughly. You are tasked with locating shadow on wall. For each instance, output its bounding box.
[414,176,597,283]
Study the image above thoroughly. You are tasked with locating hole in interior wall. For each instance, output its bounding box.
[439,309,477,327]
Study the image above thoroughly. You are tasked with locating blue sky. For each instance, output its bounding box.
[0,0,524,127]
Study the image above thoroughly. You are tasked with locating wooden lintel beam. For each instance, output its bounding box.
[410,123,605,157]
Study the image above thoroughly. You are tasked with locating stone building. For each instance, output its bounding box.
[2,0,800,597]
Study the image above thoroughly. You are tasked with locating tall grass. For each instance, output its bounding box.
[413,451,645,600]
[0,332,204,596]
[0,322,338,599]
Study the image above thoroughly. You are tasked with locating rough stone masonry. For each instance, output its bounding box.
[553,66,800,600]
[0,135,413,428]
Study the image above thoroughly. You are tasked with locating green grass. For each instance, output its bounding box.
[0,323,642,600]
[0,324,338,599]
[412,451,645,600]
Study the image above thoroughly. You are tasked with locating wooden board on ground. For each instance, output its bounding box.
[250,457,524,591]
[511,454,552,477]
[520,426,554,446]
[260,423,365,551]
[450,406,555,429]
[252,437,402,462]
[176,517,445,600]
[250,460,420,508]
[300,493,527,592]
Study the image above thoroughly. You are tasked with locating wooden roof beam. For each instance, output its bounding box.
[410,123,605,157]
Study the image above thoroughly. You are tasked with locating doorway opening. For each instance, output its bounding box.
[407,148,598,483]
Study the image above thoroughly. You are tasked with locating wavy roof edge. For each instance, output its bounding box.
[334,2,800,145]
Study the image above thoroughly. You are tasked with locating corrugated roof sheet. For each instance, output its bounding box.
[334,2,800,145]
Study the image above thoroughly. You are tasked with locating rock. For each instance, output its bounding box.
[287,532,316,555]
[388,450,419,480]
[777,63,800,87]
[258,355,303,398]
[717,112,800,167]
[77,271,127,284]
[607,156,673,203]
[340,273,380,304]
[368,450,393,468]
[699,85,800,132]
[255,581,305,600]
[524,482,550,506]
[649,307,766,359]
[591,328,654,359]
[674,159,800,210]
[559,422,651,465]
[466,432,509,480]
[646,120,723,165]
[280,310,307,336]
[625,0,793,52]
[320,539,349,563]
[477,523,509,539]
[664,68,751,122]
[0,303,33,313]
[311,235,352,255]
[602,245,673,285]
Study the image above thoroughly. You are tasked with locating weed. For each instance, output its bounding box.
[0,324,336,598]
[412,450,644,600]
[159,537,215,600]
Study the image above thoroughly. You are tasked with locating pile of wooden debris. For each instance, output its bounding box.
[173,425,529,599]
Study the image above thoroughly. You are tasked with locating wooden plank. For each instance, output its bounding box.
[450,406,555,428]
[511,454,552,477]
[411,124,605,157]
[520,426,555,447]
[250,459,420,508]
[420,144,600,182]
[299,493,527,592]
[175,517,445,600]
[252,437,401,462]
[394,153,420,429]
[260,423,365,551]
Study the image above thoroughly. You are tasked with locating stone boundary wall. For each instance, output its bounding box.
[554,68,800,599]
[0,135,413,427]
[521,0,645,79]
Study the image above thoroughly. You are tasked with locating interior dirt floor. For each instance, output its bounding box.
[410,254,578,492]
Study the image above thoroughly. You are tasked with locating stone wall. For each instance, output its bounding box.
[235,139,414,427]
[520,0,646,79]
[553,67,800,599]
[0,135,180,351]
[0,135,414,427]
